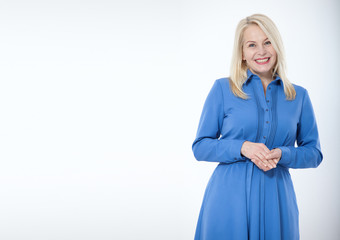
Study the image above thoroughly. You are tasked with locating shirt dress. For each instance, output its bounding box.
[192,69,323,240]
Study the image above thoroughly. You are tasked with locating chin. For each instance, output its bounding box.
[252,69,271,75]
[251,66,274,75]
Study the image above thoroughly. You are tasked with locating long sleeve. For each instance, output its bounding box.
[192,80,247,163]
[276,89,323,169]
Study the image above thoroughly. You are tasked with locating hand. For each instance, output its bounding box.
[264,148,282,167]
[241,141,278,172]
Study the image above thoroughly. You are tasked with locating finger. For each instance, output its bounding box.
[256,152,272,169]
[262,164,271,171]
[253,156,262,166]
[266,159,274,168]
[264,160,274,170]
[272,159,278,166]
[267,159,276,168]
[273,158,279,164]
[262,145,271,154]
[263,159,271,169]
[258,158,271,171]
[253,154,272,171]
[255,152,267,162]
[265,151,277,160]
[258,161,268,171]
[252,157,267,171]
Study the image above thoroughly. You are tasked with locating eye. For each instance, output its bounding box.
[248,43,255,47]
[264,41,271,46]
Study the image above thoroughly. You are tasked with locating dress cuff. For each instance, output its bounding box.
[231,139,247,161]
[277,146,291,166]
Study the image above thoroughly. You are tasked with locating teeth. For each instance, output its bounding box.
[255,58,269,63]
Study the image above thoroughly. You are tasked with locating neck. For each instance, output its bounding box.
[259,74,273,84]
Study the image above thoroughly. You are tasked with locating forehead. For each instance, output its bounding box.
[243,24,267,41]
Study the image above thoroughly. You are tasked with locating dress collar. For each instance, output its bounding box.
[244,68,282,85]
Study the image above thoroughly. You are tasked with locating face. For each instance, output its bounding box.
[242,24,277,78]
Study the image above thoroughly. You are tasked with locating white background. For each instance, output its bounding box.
[0,0,339,239]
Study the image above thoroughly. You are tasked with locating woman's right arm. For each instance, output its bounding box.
[192,80,247,163]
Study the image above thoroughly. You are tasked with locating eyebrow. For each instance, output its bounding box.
[245,38,269,44]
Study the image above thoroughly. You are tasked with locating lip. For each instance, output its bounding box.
[255,57,270,65]
[256,57,270,60]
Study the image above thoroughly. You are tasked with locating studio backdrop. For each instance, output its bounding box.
[0,0,339,239]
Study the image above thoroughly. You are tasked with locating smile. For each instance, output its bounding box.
[255,57,270,64]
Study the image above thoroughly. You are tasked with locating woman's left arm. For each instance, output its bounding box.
[276,88,323,169]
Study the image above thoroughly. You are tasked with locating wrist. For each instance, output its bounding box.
[241,141,248,157]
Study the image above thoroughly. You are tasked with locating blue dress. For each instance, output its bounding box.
[192,69,323,240]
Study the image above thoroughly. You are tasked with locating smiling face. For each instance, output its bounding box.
[242,24,277,79]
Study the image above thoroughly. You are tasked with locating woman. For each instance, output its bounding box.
[192,13,323,240]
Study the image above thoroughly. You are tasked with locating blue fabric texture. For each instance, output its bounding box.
[192,69,323,239]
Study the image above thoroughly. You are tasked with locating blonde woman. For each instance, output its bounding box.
[192,13,323,239]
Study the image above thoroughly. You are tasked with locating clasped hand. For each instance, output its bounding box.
[240,141,282,172]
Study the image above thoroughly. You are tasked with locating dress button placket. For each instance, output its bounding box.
[262,84,272,144]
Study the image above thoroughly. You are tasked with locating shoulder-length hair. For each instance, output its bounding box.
[229,13,296,100]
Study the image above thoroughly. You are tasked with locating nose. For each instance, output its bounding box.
[258,45,267,55]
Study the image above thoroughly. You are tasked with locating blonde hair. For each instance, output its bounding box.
[229,13,296,100]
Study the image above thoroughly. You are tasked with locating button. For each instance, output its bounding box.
[266,100,269,103]
[234,157,237,160]
[266,121,269,123]
[268,87,271,90]
[263,136,266,139]
[266,109,268,111]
